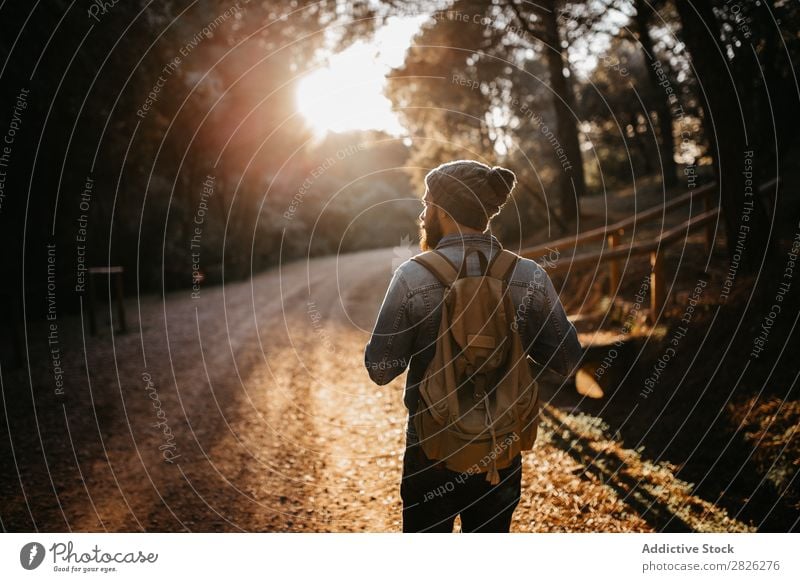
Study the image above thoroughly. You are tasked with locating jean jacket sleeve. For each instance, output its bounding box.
[526,273,583,377]
[364,267,415,385]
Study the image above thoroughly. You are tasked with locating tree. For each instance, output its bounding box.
[675,0,772,272]
[509,0,586,222]
[632,0,679,189]
[579,35,662,187]
[0,0,394,303]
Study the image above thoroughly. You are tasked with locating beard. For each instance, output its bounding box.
[419,209,444,251]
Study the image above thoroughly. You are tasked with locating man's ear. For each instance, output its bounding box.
[435,205,458,231]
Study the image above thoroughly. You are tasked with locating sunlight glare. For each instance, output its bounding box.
[296,16,426,136]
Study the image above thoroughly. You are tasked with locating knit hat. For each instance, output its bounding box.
[424,160,517,231]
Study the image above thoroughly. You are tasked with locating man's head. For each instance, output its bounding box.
[419,160,517,250]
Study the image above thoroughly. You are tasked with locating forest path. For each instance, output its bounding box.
[2,247,753,532]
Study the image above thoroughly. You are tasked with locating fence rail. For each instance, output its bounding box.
[519,178,779,317]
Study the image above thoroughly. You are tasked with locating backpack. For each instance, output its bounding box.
[411,246,539,484]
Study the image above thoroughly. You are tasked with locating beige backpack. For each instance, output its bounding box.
[411,247,539,484]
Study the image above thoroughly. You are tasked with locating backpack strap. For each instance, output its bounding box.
[457,247,489,279]
[488,249,519,282]
[411,251,459,287]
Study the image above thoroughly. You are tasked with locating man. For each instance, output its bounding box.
[365,160,583,532]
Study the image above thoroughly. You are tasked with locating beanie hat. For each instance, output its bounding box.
[424,160,517,231]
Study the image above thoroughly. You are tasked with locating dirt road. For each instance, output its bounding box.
[1,248,754,532]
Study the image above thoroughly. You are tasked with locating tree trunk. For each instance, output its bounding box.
[539,0,585,222]
[675,0,771,273]
[633,0,679,190]
[633,114,655,175]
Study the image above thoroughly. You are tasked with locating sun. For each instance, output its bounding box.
[296,53,400,135]
[295,16,426,137]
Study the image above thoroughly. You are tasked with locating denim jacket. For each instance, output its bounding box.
[364,233,583,442]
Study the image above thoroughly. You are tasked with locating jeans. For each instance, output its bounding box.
[400,443,523,533]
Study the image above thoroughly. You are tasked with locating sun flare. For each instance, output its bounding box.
[295,16,426,137]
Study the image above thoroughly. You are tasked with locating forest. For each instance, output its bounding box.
[0,0,798,534]
[0,0,796,299]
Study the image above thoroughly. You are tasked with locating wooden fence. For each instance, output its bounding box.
[520,179,779,316]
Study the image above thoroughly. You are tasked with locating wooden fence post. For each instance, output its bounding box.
[88,271,97,336]
[607,229,622,296]
[650,250,665,318]
[115,270,127,334]
[87,267,126,335]
[703,188,714,252]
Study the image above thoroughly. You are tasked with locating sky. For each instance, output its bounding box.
[295,15,428,137]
